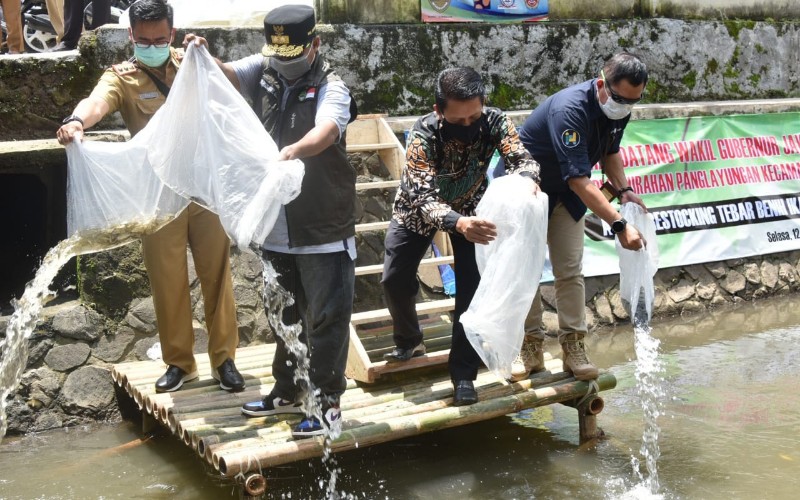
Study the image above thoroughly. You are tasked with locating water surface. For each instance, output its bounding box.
[2,296,798,499]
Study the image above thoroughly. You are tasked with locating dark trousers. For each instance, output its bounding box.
[63,0,110,48]
[381,220,482,381]
[264,250,354,405]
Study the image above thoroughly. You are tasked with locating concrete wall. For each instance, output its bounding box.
[315,0,800,23]
[2,18,798,141]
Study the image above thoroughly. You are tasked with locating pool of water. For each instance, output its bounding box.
[1,296,798,499]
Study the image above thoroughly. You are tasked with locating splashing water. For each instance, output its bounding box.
[630,320,664,497]
[260,259,351,499]
[0,237,79,440]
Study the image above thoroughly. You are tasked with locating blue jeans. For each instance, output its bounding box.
[263,250,354,404]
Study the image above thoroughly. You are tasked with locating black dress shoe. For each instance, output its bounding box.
[453,380,478,406]
[213,358,245,392]
[383,343,426,363]
[155,365,198,393]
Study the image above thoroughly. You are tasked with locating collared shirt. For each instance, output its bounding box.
[89,47,183,137]
[519,78,630,221]
[392,107,540,238]
[231,54,355,258]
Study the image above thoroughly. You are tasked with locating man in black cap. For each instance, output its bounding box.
[185,4,356,439]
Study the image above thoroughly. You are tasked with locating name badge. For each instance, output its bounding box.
[139,91,160,100]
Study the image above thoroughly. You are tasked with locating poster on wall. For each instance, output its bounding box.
[569,112,800,280]
[422,0,548,23]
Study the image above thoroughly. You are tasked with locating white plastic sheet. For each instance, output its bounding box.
[461,175,548,380]
[66,43,304,254]
[615,202,660,326]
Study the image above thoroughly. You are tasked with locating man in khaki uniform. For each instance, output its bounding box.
[56,0,244,393]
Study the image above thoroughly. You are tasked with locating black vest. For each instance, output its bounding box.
[256,56,356,247]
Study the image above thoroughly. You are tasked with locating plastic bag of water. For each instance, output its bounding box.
[615,203,659,326]
[461,175,548,380]
[65,44,304,254]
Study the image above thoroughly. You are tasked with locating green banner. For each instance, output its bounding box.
[578,112,800,278]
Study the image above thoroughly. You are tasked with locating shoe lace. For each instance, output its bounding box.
[565,340,590,364]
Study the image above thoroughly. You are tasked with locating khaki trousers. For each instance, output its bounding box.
[525,202,587,340]
[1,0,23,53]
[45,0,64,41]
[142,203,239,373]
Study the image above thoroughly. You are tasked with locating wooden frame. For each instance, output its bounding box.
[346,115,455,383]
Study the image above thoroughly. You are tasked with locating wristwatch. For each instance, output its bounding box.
[62,115,84,126]
[611,218,627,234]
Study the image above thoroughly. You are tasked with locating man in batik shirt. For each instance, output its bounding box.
[381,67,541,405]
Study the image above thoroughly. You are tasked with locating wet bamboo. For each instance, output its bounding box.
[121,356,275,386]
[216,373,615,476]
[110,344,274,371]
[205,372,571,465]
[205,371,572,468]
[146,376,277,418]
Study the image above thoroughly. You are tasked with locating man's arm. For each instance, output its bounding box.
[567,175,644,250]
[56,95,110,145]
[278,120,339,160]
[603,152,646,208]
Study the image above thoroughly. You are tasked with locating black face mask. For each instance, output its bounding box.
[440,117,483,144]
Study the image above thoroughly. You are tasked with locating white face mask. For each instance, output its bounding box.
[599,82,634,120]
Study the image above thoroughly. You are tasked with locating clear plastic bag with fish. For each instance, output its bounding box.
[65,43,304,254]
[461,175,548,380]
[615,202,660,326]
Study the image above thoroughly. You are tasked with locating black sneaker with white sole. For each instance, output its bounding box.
[212,358,245,392]
[241,394,304,417]
[155,365,199,393]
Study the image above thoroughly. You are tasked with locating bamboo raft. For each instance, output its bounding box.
[111,343,615,496]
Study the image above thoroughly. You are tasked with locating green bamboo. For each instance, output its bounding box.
[216,372,616,477]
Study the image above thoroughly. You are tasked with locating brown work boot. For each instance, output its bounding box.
[560,332,599,381]
[509,334,546,381]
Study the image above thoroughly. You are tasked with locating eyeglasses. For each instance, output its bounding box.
[601,70,644,105]
[133,41,171,49]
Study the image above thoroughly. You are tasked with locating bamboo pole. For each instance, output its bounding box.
[205,371,572,466]
[216,373,616,477]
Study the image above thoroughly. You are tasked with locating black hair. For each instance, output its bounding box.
[603,52,648,87]
[435,67,486,112]
[129,0,174,30]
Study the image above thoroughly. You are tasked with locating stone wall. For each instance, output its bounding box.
[2,19,800,140]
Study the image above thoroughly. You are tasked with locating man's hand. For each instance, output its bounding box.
[182,33,208,49]
[278,145,300,161]
[617,224,645,251]
[456,217,497,245]
[56,121,84,145]
[620,189,647,211]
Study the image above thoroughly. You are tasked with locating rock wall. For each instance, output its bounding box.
[2,19,800,140]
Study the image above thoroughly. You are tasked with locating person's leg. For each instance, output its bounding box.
[265,251,306,401]
[447,232,482,391]
[58,0,83,49]
[186,204,239,369]
[241,250,305,417]
[88,0,109,29]
[289,250,353,437]
[186,204,243,390]
[1,0,24,53]
[381,220,432,355]
[45,0,65,42]
[296,251,354,402]
[548,202,597,380]
[142,208,198,390]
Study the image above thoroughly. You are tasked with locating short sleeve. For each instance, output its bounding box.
[88,69,125,115]
[548,108,593,181]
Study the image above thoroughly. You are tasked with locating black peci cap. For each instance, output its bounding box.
[262,4,316,58]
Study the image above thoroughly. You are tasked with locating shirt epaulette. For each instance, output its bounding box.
[112,62,138,76]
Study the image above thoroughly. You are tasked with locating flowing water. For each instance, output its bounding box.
[2,296,799,498]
